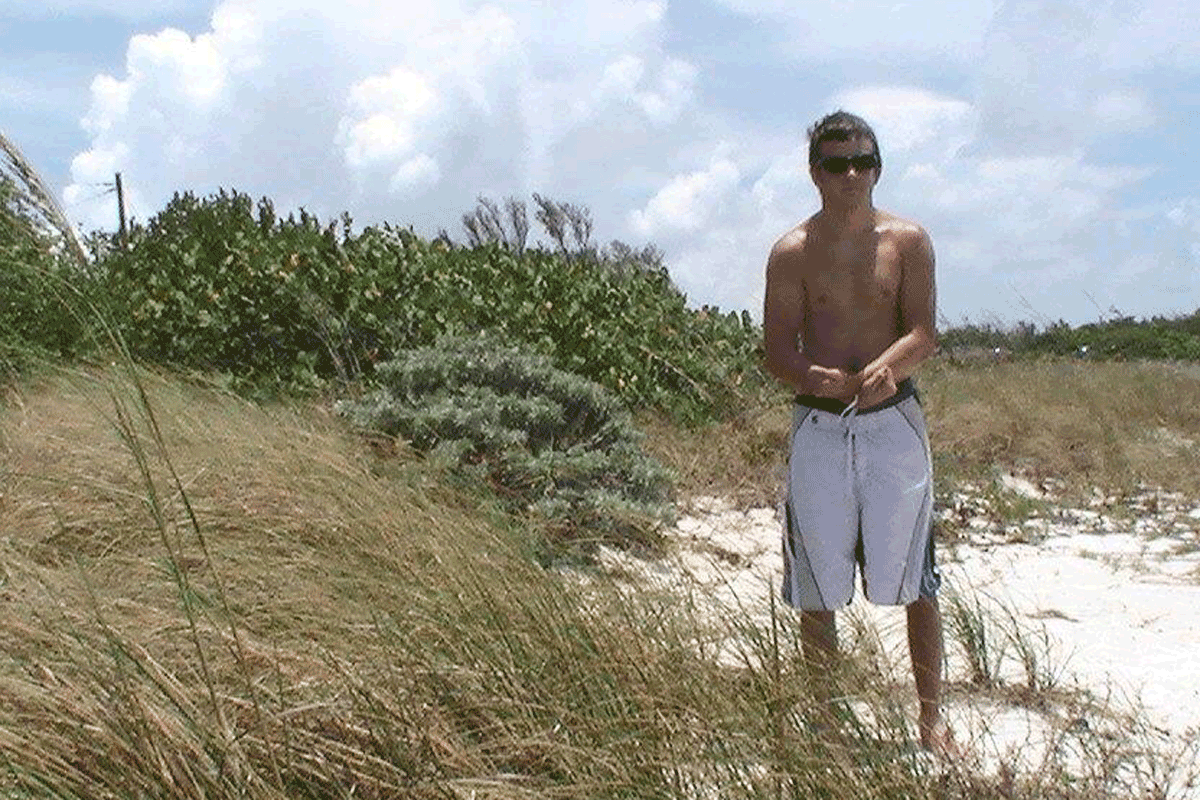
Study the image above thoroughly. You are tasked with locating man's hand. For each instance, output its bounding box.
[858,364,898,408]
[806,364,859,401]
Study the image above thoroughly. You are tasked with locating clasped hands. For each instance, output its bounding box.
[807,363,897,408]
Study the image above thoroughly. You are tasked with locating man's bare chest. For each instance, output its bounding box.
[804,237,904,314]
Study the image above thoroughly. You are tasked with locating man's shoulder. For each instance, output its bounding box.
[876,210,931,246]
[770,216,817,257]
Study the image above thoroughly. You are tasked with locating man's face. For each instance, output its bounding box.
[810,135,880,197]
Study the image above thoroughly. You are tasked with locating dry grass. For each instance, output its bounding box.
[0,366,502,796]
[0,360,1193,798]
[638,392,792,509]
[652,358,1200,505]
[0,366,914,798]
[920,358,1200,496]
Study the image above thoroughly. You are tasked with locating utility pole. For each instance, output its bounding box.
[115,171,128,250]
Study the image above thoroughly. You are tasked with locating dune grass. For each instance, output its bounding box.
[646,357,1200,509]
[920,358,1200,497]
[0,366,927,798]
[2,358,1197,798]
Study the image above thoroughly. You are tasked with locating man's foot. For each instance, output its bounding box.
[918,712,962,759]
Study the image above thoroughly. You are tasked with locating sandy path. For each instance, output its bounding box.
[590,486,1200,795]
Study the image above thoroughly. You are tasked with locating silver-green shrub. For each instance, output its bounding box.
[337,333,674,557]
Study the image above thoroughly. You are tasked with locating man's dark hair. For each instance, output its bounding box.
[807,110,881,172]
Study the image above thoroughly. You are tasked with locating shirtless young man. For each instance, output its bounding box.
[762,111,953,753]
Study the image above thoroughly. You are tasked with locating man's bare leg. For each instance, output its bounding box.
[801,609,839,727]
[906,595,955,754]
[801,609,838,661]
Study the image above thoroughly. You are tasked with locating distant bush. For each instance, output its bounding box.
[940,320,1037,355]
[337,333,675,558]
[96,189,763,421]
[941,310,1200,363]
[1031,315,1200,360]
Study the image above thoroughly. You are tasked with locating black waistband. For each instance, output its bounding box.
[795,377,918,414]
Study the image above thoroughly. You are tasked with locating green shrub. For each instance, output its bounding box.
[941,310,1200,363]
[95,189,764,421]
[1029,316,1200,360]
[96,190,355,395]
[337,333,675,558]
[0,176,94,374]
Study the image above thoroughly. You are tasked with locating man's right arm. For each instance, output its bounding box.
[763,241,836,396]
[763,240,809,394]
[763,238,860,399]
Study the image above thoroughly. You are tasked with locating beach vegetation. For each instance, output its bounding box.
[1,137,1198,797]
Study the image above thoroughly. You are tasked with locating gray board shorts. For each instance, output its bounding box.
[781,378,941,611]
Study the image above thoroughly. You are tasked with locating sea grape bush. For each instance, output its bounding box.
[97,189,763,421]
[97,190,358,393]
[19,181,1200,410]
[337,333,675,554]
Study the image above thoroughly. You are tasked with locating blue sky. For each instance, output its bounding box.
[2,0,1198,328]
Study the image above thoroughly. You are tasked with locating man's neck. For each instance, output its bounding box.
[817,201,876,235]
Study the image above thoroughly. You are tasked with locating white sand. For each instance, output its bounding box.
[590,484,1200,795]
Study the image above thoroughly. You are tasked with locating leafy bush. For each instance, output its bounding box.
[0,176,94,374]
[96,189,763,421]
[96,191,356,394]
[337,333,675,557]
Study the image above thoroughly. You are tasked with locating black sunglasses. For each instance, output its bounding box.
[816,153,880,174]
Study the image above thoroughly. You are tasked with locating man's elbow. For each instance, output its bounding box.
[762,346,796,388]
[919,328,938,360]
[762,348,786,381]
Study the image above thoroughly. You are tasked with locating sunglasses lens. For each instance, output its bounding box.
[819,154,878,173]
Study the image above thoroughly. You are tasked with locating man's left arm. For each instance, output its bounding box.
[859,227,938,407]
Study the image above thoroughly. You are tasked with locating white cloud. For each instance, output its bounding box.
[976,0,1180,155]
[582,54,698,127]
[390,154,441,193]
[826,86,975,156]
[1081,0,1200,68]
[65,17,265,221]
[630,157,740,236]
[598,55,645,96]
[710,0,997,59]
[1092,90,1155,132]
[65,144,127,193]
[1168,198,1200,260]
[1167,199,1197,229]
[65,0,696,228]
[338,68,438,169]
[126,28,228,108]
[81,75,133,135]
[635,58,698,125]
